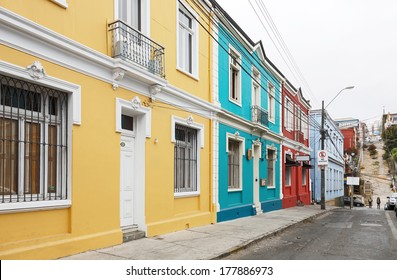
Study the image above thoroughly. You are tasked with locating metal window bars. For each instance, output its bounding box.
[0,74,68,203]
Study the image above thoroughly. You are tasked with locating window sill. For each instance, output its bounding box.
[0,199,71,214]
[176,67,199,81]
[174,191,200,198]
[50,0,68,9]
[228,188,242,192]
[267,186,276,189]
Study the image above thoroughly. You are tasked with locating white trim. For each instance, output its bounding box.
[0,60,75,212]
[172,115,204,197]
[228,44,242,106]
[116,97,151,138]
[0,60,81,125]
[0,200,71,213]
[171,115,204,148]
[114,0,150,37]
[226,132,245,191]
[50,0,68,9]
[177,0,199,79]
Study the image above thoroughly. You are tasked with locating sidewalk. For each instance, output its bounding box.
[60,205,336,260]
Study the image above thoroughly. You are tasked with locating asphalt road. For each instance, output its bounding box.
[223,207,397,260]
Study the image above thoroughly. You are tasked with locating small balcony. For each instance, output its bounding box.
[251,105,269,127]
[108,20,165,78]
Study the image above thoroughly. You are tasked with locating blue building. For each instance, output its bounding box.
[210,2,284,222]
[310,109,345,204]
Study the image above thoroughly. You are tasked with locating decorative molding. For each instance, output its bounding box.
[26,61,46,80]
[186,115,194,125]
[149,84,163,101]
[131,96,142,110]
[112,69,125,90]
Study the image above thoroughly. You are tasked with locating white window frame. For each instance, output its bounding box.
[284,97,293,131]
[171,116,204,197]
[266,146,277,189]
[285,166,292,186]
[177,0,199,78]
[268,82,275,122]
[226,133,245,191]
[0,60,79,213]
[228,45,242,106]
[115,0,150,36]
[252,67,261,107]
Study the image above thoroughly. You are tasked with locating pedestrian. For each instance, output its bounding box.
[368,197,373,208]
[377,197,381,209]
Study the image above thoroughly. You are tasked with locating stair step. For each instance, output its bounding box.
[122,227,145,243]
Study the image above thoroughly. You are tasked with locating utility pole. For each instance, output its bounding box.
[320,100,326,210]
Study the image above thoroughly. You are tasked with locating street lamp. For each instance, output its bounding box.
[320,86,355,210]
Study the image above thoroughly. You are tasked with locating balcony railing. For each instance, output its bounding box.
[251,105,269,127]
[108,20,165,78]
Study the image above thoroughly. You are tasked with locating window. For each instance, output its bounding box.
[178,2,198,76]
[302,113,308,139]
[302,168,307,185]
[117,0,142,31]
[174,124,197,193]
[268,83,275,121]
[121,114,134,131]
[228,139,240,189]
[284,97,293,130]
[0,74,68,204]
[267,149,276,187]
[285,166,291,186]
[252,69,260,107]
[229,48,241,104]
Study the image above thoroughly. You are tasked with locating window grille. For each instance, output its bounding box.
[174,124,197,193]
[0,74,68,204]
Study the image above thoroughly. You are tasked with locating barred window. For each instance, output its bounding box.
[267,149,275,187]
[228,139,240,189]
[0,74,68,204]
[174,124,197,193]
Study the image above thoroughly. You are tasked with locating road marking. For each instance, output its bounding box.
[385,212,397,240]
[360,223,382,227]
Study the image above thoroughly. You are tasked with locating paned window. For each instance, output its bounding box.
[267,149,276,187]
[174,124,197,193]
[0,74,68,204]
[178,3,197,76]
[229,48,241,103]
[268,83,275,121]
[228,139,240,189]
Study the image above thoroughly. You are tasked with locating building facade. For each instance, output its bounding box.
[310,109,345,204]
[211,1,283,222]
[0,0,217,259]
[281,82,311,208]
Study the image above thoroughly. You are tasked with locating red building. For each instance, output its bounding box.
[335,118,359,152]
[281,81,312,208]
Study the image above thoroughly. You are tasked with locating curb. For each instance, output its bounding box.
[210,209,333,260]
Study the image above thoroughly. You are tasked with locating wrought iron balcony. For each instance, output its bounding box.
[251,105,269,127]
[108,20,165,78]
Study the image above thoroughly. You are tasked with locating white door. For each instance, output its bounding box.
[253,145,262,214]
[120,134,135,227]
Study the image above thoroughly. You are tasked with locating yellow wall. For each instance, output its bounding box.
[0,0,113,55]
[0,46,122,259]
[0,0,216,258]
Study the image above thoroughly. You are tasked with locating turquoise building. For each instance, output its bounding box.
[211,1,284,222]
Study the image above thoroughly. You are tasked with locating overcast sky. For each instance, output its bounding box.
[215,0,397,127]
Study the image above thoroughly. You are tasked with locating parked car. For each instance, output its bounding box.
[343,196,365,207]
[385,193,397,210]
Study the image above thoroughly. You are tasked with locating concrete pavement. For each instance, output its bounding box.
[60,205,336,260]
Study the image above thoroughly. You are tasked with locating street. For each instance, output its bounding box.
[223,208,397,260]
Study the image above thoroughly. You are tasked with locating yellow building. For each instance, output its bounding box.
[0,0,217,259]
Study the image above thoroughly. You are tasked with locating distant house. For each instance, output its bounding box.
[281,82,312,208]
[310,110,345,204]
[335,118,360,151]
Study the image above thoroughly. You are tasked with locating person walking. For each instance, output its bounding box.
[377,197,381,209]
[368,197,373,208]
